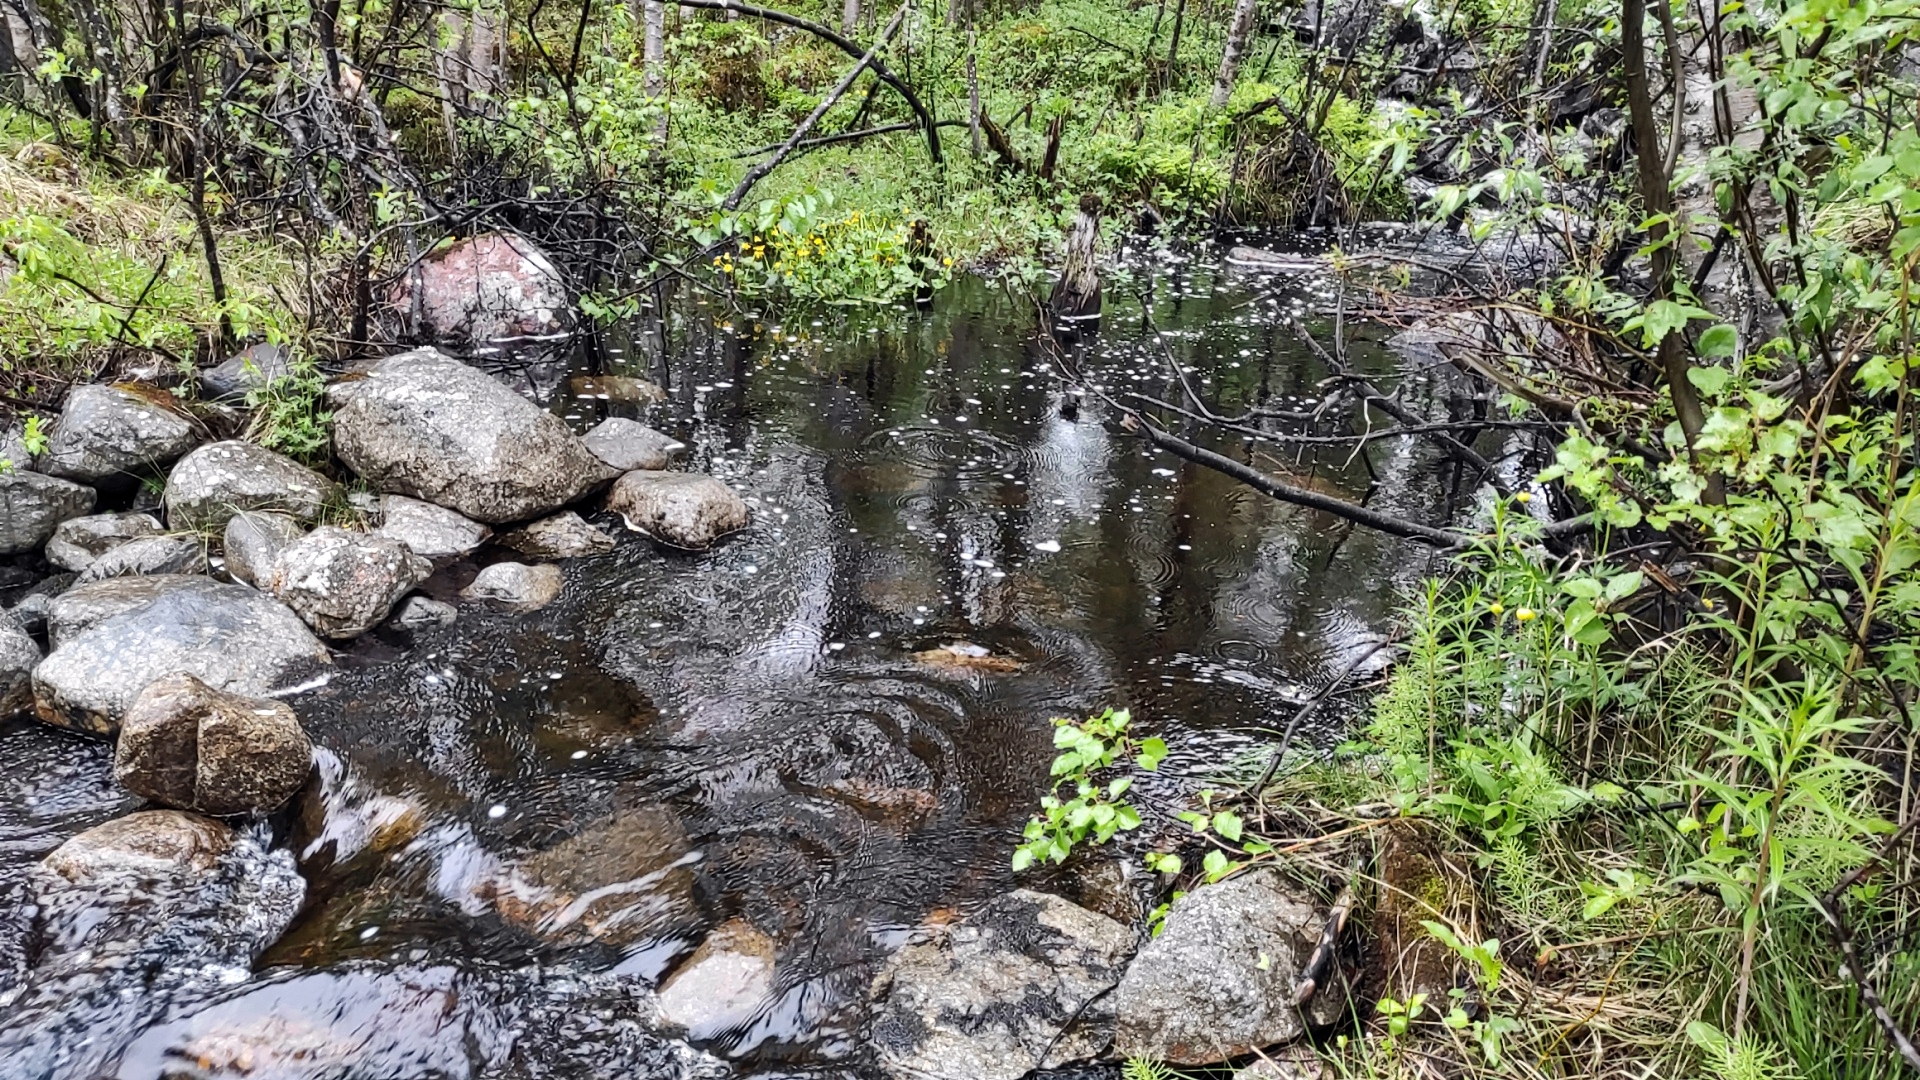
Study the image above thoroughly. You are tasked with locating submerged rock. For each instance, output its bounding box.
[32,580,332,734]
[867,890,1135,1080]
[912,641,1023,674]
[200,342,293,401]
[114,672,314,816]
[489,804,702,949]
[223,511,306,588]
[1112,868,1328,1064]
[269,527,431,639]
[569,374,668,405]
[45,512,163,572]
[606,471,750,550]
[582,418,686,472]
[497,510,617,559]
[39,384,201,483]
[656,918,777,1040]
[164,440,339,533]
[72,533,207,584]
[328,347,615,523]
[461,561,563,613]
[0,469,96,554]
[391,232,575,347]
[376,494,491,565]
[1,619,41,717]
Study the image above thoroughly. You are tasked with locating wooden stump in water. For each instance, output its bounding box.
[1049,194,1103,328]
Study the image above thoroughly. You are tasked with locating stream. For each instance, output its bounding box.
[0,239,1472,1078]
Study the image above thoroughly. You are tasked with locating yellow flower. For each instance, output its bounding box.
[1489,602,1504,616]
[753,246,766,257]
[1515,608,1538,623]
[1515,492,1532,504]
[711,256,723,266]
[943,257,954,267]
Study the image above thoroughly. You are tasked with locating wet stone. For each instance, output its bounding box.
[489,804,702,949]
[582,418,686,472]
[606,471,751,550]
[569,374,667,405]
[496,510,617,559]
[114,672,314,816]
[269,526,431,639]
[165,440,340,533]
[655,918,777,1040]
[390,595,458,631]
[223,511,306,588]
[199,342,293,401]
[72,533,207,584]
[39,384,200,483]
[0,469,96,555]
[0,619,41,718]
[44,512,162,572]
[461,561,563,613]
[376,494,491,565]
[44,574,224,649]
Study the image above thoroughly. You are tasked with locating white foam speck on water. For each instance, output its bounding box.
[1033,540,1062,553]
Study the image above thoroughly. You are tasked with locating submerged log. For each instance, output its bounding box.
[1049,194,1102,326]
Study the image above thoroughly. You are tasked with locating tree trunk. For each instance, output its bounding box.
[1211,0,1259,107]
[842,0,860,35]
[643,0,666,95]
[1050,195,1103,323]
[1162,0,1188,91]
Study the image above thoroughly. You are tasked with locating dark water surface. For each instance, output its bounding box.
[0,242,1470,1077]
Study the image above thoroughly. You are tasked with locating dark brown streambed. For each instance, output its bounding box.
[0,240,1470,1078]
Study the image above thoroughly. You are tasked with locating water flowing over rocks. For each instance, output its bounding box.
[0,620,40,717]
[391,232,576,348]
[0,469,96,554]
[487,803,702,950]
[38,384,201,483]
[582,417,687,472]
[199,342,293,401]
[72,533,207,584]
[45,512,162,571]
[461,561,563,612]
[33,580,332,734]
[497,510,617,558]
[222,511,306,588]
[164,439,339,532]
[376,493,492,565]
[866,890,1135,1080]
[655,918,778,1040]
[1112,868,1328,1064]
[269,526,432,639]
[607,471,751,550]
[113,672,314,816]
[328,347,615,523]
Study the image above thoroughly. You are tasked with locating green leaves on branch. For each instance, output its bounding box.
[1010,708,1160,872]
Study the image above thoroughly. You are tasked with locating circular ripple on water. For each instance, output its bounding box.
[858,425,1038,480]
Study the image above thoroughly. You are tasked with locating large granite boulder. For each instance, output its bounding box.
[72,534,207,585]
[581,418,685,472]
[268,527,431,639]
[164,440,339,533]
[199,343,293,401]
[496,511,616,559]
[0,619,40,717]
[32,581,332,734]
[222,511,306,588]
[328,348,615,523]
[867,891,1135,1080]
[45,512,163,571]
[1112,868,1328,1064]
[461,561,563,613]
[39,384,201,482]
[44,575,223,648]
[376,494,491,565]
[114,672,314,816]
[606,472,750,550]
[390,232,575,347]
[0,469,95,554]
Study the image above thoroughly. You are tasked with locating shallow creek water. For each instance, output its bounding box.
[0,240,1473,1078]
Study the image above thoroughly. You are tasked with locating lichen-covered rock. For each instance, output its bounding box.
[73,534,207,584]
[222,512,306,588]
[581,418,685,473]
[32,580,332,734]
[114,672,314,816]
[199,343,292,401]
[328,348,616,523]
[391,232,574,347]
[376,494,491,565]
[606,471,750,550]
[496,511,616,559]
[460,561,563,613]
[45,512,163,572]
[867,891,1135,1080]
[164,440,339,533]
[1112,868,1326,1064]
[39,384,200,482]
[0,469,96,554]
[269,527,431,639]
[1,619,41,718]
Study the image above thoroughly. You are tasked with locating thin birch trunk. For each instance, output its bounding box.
[1210,0,1259,108]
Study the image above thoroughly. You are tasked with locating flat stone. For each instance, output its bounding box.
[0,619,41,718]
[376,495,491,565]
[39,810,235,883]
[44,575,224,648]
[223,512,306,588]
[45,512,164,572]
[269,527,431,639]
[606,471,750,551]
[581,418,685,472]
[0,469,96,554]
[114,672,314,816]
[199,343,293,401]
[73,534,207,584]
[656,919,777,1040]
[40,384,201,482]
[460,562,563,613]
[495,511,616,559]
[165,440,339,533]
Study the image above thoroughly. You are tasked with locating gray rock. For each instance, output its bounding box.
[45,512,163,571]
[376,494,491,565]
[656,919,776,1040]
[328,348,616,524]
[496,511,616,559]
[606,471,750,550]
[581,418,685,472]
[389,232,575,347]
[6,584,66,637]
[199,343,293,401]
[114,672,314,816]
[39,384,201,482]
[0,469,96,554]
[0,619,40,718]
[44,575,224,648]
[39,810,235,884]
[391,595,458,631]
[269,527,431,639]
[461,562,563,613]
[32,580,332,735]
[73,534,207,584]
[222,512,306,588]
[1112,868,1324,1064]
[164,440,339,533]
[867,890,1135,1080]
[0,423,31,472]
